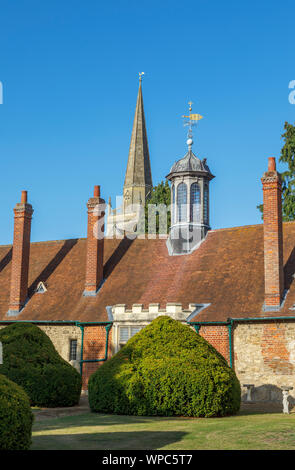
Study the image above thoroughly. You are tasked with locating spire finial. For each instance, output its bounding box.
[139,72,145,83]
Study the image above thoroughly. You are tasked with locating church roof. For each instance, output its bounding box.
[1,222,295,323]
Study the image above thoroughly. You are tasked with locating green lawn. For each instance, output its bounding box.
[31,409,295,450]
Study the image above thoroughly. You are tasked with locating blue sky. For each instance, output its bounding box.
[0,0,294,244]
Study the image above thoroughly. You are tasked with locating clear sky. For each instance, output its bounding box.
[0,0,294,244]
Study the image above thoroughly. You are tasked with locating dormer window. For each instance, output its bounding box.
[35,281,47,294]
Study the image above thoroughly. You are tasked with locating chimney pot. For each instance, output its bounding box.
[21,190,27,203]
[94,185,100,198]
[268,157,276,172]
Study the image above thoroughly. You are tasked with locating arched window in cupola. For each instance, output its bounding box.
[177,182,187,222]
[171,184,175,224]
[190,182,201,223]
[203,183,209,224]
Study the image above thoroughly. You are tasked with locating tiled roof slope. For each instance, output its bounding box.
[1,222,295,323]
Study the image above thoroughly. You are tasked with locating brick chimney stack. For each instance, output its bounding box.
[83,185,105,296]
[261,157,284,310]
[7,190,33,316]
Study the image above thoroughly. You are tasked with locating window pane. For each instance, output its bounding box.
[119,327,129,343]
[131,327,142,336]
[190,183,201,222]
[203,185,209,223]
[177,183,187,222]
[70,339,77,361]
[171,185,175,224]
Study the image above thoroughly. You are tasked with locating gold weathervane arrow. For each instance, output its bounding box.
[183,113,203,121]
[182,101,203,121]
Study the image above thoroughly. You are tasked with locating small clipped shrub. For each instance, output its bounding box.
[0,373,33,450]
[0,322,82,407]
[88,316,241,417]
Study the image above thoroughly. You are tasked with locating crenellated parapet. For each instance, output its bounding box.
[111,303,199,322]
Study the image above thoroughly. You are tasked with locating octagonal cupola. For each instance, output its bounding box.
[166,104,215,255]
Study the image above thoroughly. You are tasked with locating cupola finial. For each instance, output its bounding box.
[182,101,203,150]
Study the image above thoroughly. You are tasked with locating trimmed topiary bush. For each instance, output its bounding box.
[0,322,82,407]
[0,373,33,450]
[88,316,241,417]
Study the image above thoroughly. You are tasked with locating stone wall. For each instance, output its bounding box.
[191,321,295,404]
[39,324,82,371]
[234,322,295,403]
[0,324,82,372]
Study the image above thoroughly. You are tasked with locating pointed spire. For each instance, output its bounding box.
[123,76,153,210]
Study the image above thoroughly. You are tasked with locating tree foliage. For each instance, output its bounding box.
[0,322,82,407]
[145,180,171,233]
[279,122,295,220]
[0,373,33,450]
[88,316,241,417]
[258,122,295,220]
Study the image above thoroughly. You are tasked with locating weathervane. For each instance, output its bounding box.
[182,101,203,147]
[139,72,145,82]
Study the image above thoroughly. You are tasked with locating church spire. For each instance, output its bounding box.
[123,74,153,211]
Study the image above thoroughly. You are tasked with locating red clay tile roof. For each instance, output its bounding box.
[1,222,295,323]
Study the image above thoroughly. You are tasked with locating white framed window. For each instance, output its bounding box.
[119,325,143,348]
[69,339,78,361]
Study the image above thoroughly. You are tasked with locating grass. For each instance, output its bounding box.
[31,409,295,450]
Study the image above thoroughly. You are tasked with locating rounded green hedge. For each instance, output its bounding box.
[0,373,33,450]
[0,322,82,407]
[88,316,241,417]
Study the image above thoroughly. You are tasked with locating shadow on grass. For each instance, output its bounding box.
[33,412,174,429]
[31,430,187,450]
[238,408,283,416]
